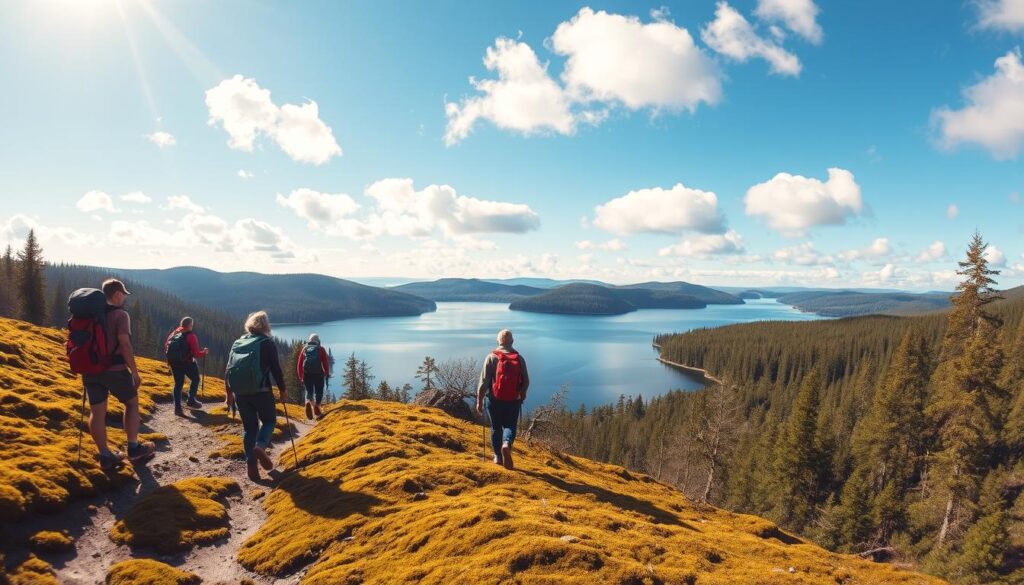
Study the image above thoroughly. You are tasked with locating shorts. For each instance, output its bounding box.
[83,369,138,406]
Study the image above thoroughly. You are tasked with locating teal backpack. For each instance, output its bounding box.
[226,334,269,395]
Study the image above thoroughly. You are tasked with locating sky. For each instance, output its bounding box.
[1,0,1023,290]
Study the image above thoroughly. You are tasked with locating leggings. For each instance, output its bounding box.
[236,391,276,462]
[170,361,200,406]
[303,374,325,403]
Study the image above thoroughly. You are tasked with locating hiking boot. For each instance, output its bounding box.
[501,442,513,470]
[304,401,313,420]
[127,441,156,462]
[98,450,124,471]
[492,454,503,465]
[246,458,261,481]
[186,398,203,410]
[174,405,185,417]
[313,403,323,419]
[252,445,274,471]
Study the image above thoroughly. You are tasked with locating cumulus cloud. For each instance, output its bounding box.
[110,220,179,248]
[754,0,823,43]
[237,170,254,180]
[773,241,834,266]
[658,230,745,257]
[933,49,1024,160]
[593,183,725,236]
[702,2,802,76]
[916,240,947,262]
[984,244,1007,267]
[744,167,863,236]
[77,191,119,213]
[166,195,205,214]
[947,204,959,219]
[838,237,891,262]
[444,38,575,145]
[120,191,152,204]
[975,0,1024,32]
[205,75,342,165]
[576,238,627,251]
[145,131,176,148]
[275,188,361,235]
[1,214,87,247]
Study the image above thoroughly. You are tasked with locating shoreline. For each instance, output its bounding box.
[652,343,724,385]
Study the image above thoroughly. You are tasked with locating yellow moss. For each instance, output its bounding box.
[0,318,169,521]
[239,400,947,585]
[105,559,201,585]
[28,529,74,551]
[6,554,58,585]
[109,476,239,552]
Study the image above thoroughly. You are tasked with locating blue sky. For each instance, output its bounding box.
[1,0,1023,290]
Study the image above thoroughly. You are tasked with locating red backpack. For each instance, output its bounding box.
[491,351,523,401]
[66,288,114,375]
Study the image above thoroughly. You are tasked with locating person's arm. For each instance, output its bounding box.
[187,332,208,360]
[224,365,234,406]
[117,312,141,388]
[297,350,305,383]
[519,355,530,399]
[476,354,494,413]
[262,341,287,400]
[319,347,330,377]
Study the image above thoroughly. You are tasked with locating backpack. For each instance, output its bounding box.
[302,343,322,378]
[491,351,523,401]
[226,334,268,395]
[165,330,192,365]
[66,288,115,375]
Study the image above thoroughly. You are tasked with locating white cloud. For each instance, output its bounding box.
[275,188,361,235]
[658,230,745,257]
[838,237,891,262]
[182,213,231,247]
[109,220,179,248]
[576,238,627,251]
[145,131,176,148]
[77,190,119,213]
[773,241,834,266]
[701,2,802,77]
[552,7,721,112]
[933,49,1024,160]
[947,204,959,219]
[915,240,947,262]
[205,75,342,165]
[237,170,254,180]
[233,218,295,258]
[444,38,575,145]
[744,167,863,236]
[754,0,823,44]
[593,183,725,236]
[984,244,1007,267]
[166,195,205,214]
[975,0,1024,32]
[120,191,152,204]
[1,214,87,247]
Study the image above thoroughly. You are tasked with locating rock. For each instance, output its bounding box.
[91,552,101,558]
[86,504,98,515]
[788,567,796,573]
[552,510,568,522]
[560,535,580,543]
[188,456,199,463]
[411,389,476,422]
[413,492,428,501]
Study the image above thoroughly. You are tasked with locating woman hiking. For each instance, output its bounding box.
[297,333,330,420]
[224,311,288,481]
[164,316,210,416]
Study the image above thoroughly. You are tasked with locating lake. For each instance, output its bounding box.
[273,299,822,410]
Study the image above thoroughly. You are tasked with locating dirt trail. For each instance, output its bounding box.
[11,398,314,584]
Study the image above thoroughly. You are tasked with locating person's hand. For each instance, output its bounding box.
[279,389,287,403]
[476,398,484,415]
[224,391,234,408]
[132,373,142,389]
[202,347,209,355]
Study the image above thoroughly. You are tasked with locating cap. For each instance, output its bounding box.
[101,278,132,297]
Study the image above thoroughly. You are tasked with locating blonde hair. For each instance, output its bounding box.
[497,329,513,346]
[244,311,271,336]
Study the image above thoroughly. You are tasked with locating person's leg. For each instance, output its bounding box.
[486,398,502,459]
[235,394,260,462]
[503,401,522,447]
[303,378,314,419]
[123,397,139,444]
[170,364,185,408]
[313,376,325,416]
[185,361,201,403]
[255,392,277,449]
[89,400,109,452]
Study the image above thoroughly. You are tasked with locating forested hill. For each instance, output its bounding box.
[774,290,951,316]
[616,281,744,305]
[509,283,705,315]
[75,265,436,323]
[393,278,545,302]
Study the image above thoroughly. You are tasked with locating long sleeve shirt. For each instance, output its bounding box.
[477,346,530,400]
[297,344,330,381]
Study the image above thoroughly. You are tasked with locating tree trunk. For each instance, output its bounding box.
[937,493,954,545]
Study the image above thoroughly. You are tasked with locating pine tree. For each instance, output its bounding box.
[399,383,413,404]
[950,470,1011,584]
[342,353,365,400]
[0,244,16,318]
[376,380,392,402]
[17,230,46,325]
[770,369,825,531]
[358,360,375,398]
[49,275,68,328]
[415,356,438,392]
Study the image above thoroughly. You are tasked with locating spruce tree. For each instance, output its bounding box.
[342,353,364,400]
[0,244,15,318]
[769,369,825,531]
[358,360,375,398]
[376,380,392,402]
[415,356,438,392]
[16,229,46,325]
[950,470,1011,584]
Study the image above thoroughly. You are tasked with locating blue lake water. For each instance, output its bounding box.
[273,299,821,411]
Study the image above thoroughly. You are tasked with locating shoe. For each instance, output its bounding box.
[305,401,313,420]
[501,442,513,470]
[246,458,261,481]
[185,399,203,410]
[492,454,503,465]
[313,403,323,419]
[174,405,185,417]
[127,441,156,462]
[252,445,274,471]
[98,450,125,471]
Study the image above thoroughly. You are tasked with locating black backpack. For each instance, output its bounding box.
[165,330,192,365]
[302,343,322,377]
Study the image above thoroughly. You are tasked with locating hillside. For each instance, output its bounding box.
[617,281,744,305]
[67,265,436,323]
[510,283,705,315]
[775,290,950,316]
[393,278,545,302]
[0,317,944,584]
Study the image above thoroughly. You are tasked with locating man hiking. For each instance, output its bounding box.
[297,333,329,420]
[476,329,529,470]
[165,316,210,416]
[80,279,156,470]
[224,311,288,482]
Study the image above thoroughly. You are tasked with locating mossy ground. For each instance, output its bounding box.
[105,559,201,585]
[28,529,74,551]
[0,318,171,521]
[109,476,239,552]
[2,554,58,585]
[239,399,946,585]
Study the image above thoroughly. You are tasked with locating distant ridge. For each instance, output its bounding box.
[393,278,545,302]
[510,283,706,315]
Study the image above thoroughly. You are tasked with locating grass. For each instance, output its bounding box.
[0,318,171,522]
[2,554,58,585]
[105,559,201,585]
[239,399,947,585]
[28,530,74,552]
[109,476,239,552]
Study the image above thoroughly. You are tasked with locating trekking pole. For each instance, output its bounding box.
[280,395,300,469]
[200,356,205,399]
[76,382,87,468]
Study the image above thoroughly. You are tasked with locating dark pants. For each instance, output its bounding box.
[303,374,325,403]
[236,391,276,462]
[170,361,200,406]
[486,397,522,457]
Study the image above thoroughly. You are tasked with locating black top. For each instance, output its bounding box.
[260,338,286,392]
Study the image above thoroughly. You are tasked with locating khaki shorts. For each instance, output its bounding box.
[83,369,137,406]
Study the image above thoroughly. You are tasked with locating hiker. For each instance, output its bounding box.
[475,329,529,470]
[224,310,287,481]
[77,279,156,470]
[165,316,210,416]
[297,333,329,420]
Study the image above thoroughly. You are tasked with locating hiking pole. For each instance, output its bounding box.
[76,382,87,468]
[200,356,205,400]
[280,396,300,469]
